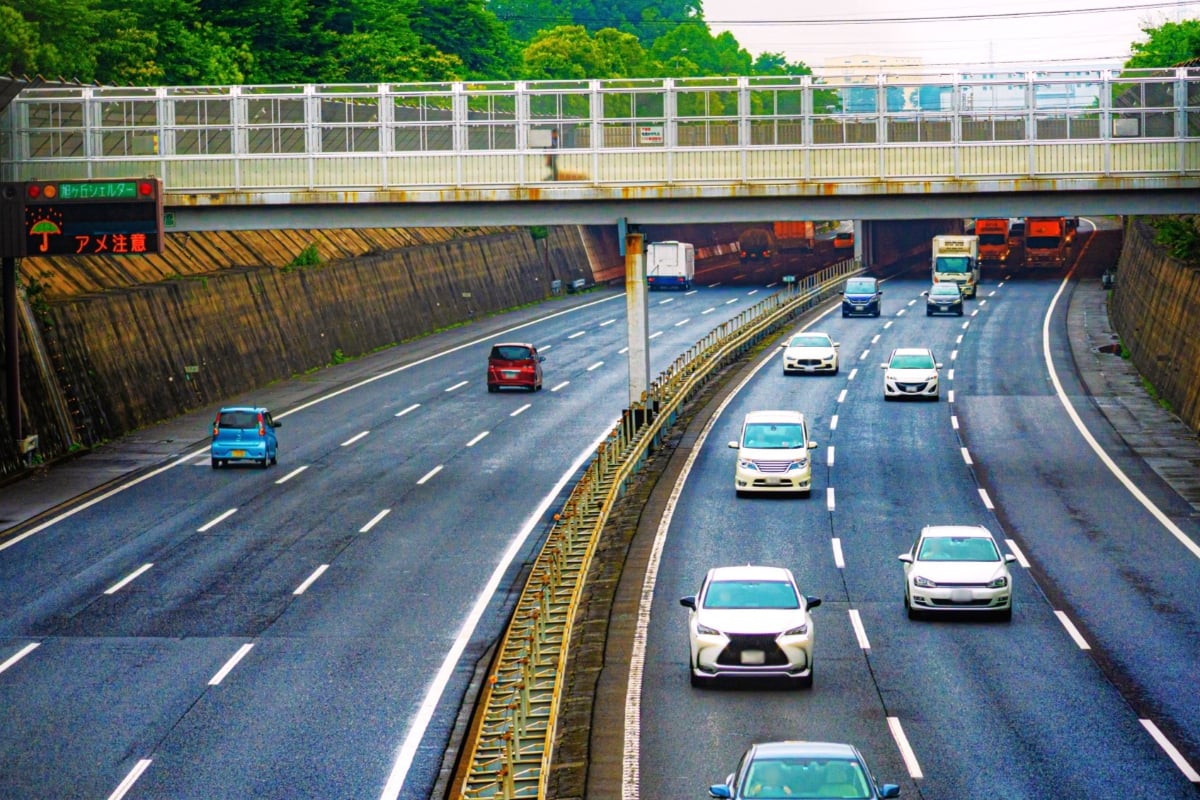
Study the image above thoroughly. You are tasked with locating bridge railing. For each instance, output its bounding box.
[453,256,861,799]
[1,69,1196,190]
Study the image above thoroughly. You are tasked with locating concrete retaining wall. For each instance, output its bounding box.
[1110,219,1200,434]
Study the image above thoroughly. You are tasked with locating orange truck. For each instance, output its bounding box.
[974,218,1011,265]
[1024,217,1070,269]
[773,221,816,252]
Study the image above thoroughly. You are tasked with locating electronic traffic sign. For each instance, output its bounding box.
[22,178,164,257]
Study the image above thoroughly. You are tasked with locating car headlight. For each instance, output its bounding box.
[787,458,809,471]
[782,623,808,637]
[885,372,896,381]
[738,459,758,471]
[913,576,936,588]
[987,576,1009,589]
[696,622,721,636]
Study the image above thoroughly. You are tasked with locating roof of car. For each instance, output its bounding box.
[491,341,534,348]
[707,565,794,583]
[217,406,268,413]
[930,283,960,292]
[749,741,862,760]
[743,409,806,425]
[891,347,934,357]
[921,524,994,539]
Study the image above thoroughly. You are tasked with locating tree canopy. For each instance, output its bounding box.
[1126,19,1200,70]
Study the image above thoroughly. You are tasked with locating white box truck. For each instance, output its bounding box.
[931,235,980,298]
[646,241,695,290]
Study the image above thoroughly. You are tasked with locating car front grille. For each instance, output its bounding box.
[752,459,795,474]
[897,382,931,392]
[791,358,825,367]
[928,597,994,607]
[716,633,788,666]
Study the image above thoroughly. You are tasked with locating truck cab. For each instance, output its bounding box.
[931,235,980,298]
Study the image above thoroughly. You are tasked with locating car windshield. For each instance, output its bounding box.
[743,757,871,799]
[490,345,532,361]
[930,285,959,297]
[788,335,830,348]
[845,280,874,293]
[889,353,935,369]
[918,536,1001,562]
[742,423,806,449]
[218,411,259,429]
[703,580,799,610]
[935,256,971,273]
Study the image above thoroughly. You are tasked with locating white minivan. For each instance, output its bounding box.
[729,410,818,497]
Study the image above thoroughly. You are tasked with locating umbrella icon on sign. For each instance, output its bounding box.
[29,219,62,252]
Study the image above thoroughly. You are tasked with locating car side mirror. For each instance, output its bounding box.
[728,441,739,449]
[880,785,901,798]
[539,356,546,362]
[921,291,929,296]
[808,441,818,449]
[1004,554,1017,564]
[709,786,733,799]
[680,596,696,609]
[880,363,889,369]
[805,596,822,610]
[898,554,913,563]
[832,342,840,348]
[935,363,944,369]
[273,421,282,428]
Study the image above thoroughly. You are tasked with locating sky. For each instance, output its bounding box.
[699,0,1200,73]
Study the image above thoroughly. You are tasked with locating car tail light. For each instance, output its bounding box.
[257,413,265,436]
[212,413,220,437]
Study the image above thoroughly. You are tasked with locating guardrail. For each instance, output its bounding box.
[454,257,862,798]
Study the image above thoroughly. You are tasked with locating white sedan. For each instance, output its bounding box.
[881,346,942,400]
[780,331,839,374]
[900,525,1016,620]
[680,565,821,688]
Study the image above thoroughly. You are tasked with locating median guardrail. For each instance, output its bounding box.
[455,257,862,799]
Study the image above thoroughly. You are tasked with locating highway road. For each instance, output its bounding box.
[627,225,1200,798]
[0,280,775,800]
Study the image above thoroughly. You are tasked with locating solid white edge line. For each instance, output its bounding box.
[104,563,153,595]
[832,538,845,568]
[341,431,370,446]
[978,488,994,510]
[208,643,255,686]
[1139,718,1200,782]
[0,642,39,674]
[466,431,490,447]
[826,487,836,512]
[360,509,391,533]
[510,404,531,417]
[1054,610,1092,650]
[887,717,924,779]
[848,609,870,650]
[416,465,443,485]
[197,507,238,532]
[1042,271,1200,561]
[274,465,308,485]
[379,427,613,800]
[106,758,153,800]
[1005,538,1030,568]
[294,564,329,595]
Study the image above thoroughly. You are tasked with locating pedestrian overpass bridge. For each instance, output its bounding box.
[1,68,1197,230]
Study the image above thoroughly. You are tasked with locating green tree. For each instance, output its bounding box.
[1126,19,1200,69]
[2,0,102,81]
[0,5,39,75]
[648,23,751,77]
[522,24,607,79]
[409,0,518,79]
[751,52,811,77]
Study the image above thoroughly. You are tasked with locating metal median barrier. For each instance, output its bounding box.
[455,257,862,799]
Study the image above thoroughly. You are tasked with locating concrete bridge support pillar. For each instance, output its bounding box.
[624,234,650,407]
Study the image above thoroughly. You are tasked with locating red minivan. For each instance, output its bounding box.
[487,342,544,392]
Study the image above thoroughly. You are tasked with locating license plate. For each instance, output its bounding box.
[232,449,246,457]
[740,650,766,665]
[951,589,973,603]
[939,305,949,311]
[854,305,865,311]
[503,370,518,378]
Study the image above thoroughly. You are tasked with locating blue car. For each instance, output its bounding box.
[710,740,900,799]
[210,406,280,468]
[841,277,882,317]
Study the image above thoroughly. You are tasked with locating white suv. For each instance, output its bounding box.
[729,410,818,497]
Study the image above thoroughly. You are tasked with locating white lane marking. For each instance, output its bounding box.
[197,508,238,532]
[417,465,443,485]
[708,282,722,288]
[1055,610,1092,650]
[1140,719,1200,782]
[107,758,153,800]
[551,381,570,392]
[897,308,906,316]
[600,319,617,326]
[294,564,329,595]
[510,404,531,417]
[619,346,630,354]
[360,509,390,533]
[1005,538,1030,568]
[830,415,839,431]
[859,350,870,361]
[104,563,153,595]
[380,428,614,800]
[208,643,254,685]
[341,431,370,446]
[827,446,835,467]
[540,344,552,352]
[648,331,663,339]
[951,415,959,430]
[1042,273,1200,561]
[948,389,955,403]
[685,289,698,296]
[747,289,759,296]
[445,380,468,392]
[0,643,39,675]
[1000,279,1008,286]
[907,299,917,306]
[961,447,973,465]
[832,538,845,568]
[275,466,308,485]
[991,288,999,294]
[657,298,674,305]
[888,718,924,779]
[568,330,586,338]
[950,350,958,361]
[871,334,880,344]
[395,403,420,417]
[587,361,604,371]
[766,282,779,288]
[978,487,994,510]
[848,609,870,650]
[956,334,963,344]
[702,307,716,314]
[961,320,970,330]
[948,368,955,381]
[883,320,893,329]
[724,298,737,305]
[837,389,848,404]
[971,308,980,317]
[466,431,490,447]
[979,299,988,307]
[674,318,690,327]
[848,368,858,381]
[826,487,836,511]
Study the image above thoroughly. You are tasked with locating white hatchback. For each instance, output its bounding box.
[729,410,818,496]
[900,525,1016,620]
[881,347,942,400]
[781,331,839,375]
[680,565,821,688]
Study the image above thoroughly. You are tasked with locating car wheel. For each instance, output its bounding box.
[690,671,704,688]
[487,384,498,393]
[832,365,839,375]
[958,309,964,316]
[841,311,849,318]
[270,451,277,466]
[735,489,747,498]
[261,454,270,468]
[535,381,543,391]
[796,668,814,689]
[874,308,881,317]
[211,458,220,469]
[926,309,932,316]
[997,605,1013,622]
